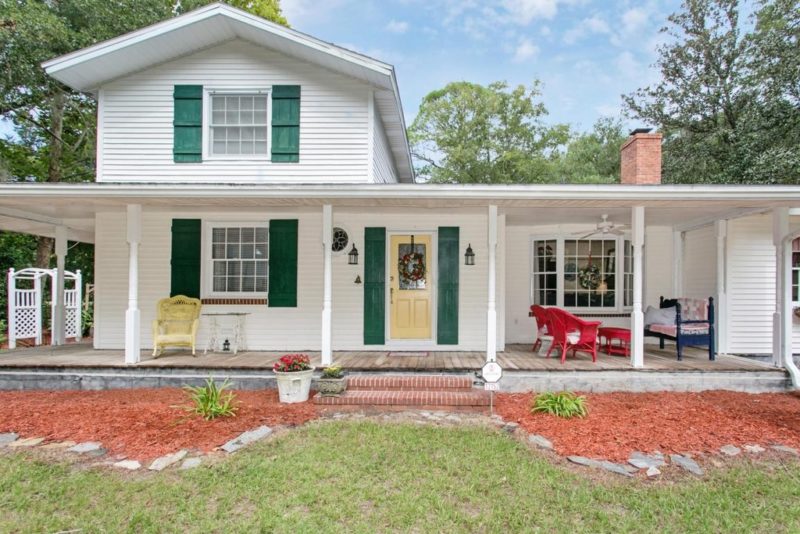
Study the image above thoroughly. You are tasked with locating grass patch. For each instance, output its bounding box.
[0,420,798,533]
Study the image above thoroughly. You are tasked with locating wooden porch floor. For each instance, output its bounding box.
[0,343,781,373]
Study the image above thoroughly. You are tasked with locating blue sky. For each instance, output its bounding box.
[282,0,684,133]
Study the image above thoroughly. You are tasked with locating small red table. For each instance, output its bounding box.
[598,327,631,357]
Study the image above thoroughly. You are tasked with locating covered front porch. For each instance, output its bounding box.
[0,182,799,388]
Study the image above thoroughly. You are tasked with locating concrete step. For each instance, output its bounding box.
[313,389,490,406]
[346,375,474,392]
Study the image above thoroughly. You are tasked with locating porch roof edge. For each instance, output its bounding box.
[2,182,800,204]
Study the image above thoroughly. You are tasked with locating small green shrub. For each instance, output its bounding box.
[531,391,588,419]
[183,378,238,420]
[321,366,344,379]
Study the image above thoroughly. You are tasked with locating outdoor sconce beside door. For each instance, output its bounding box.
[464,243,475,266]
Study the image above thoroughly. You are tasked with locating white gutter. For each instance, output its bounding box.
[781,230,800,388]
[4,182,800,202]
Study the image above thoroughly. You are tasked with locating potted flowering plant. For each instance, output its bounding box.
[316,366,346,397]
[273,354,314,403]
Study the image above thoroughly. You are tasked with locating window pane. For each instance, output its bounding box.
[241,277,255,292]
[255,243,267,258]
[241,261,256,276]
[227,228,240,242]
[256,276,268,292]
[226,243,240,258]
[227,261,241,276]
[256,228,268,242]
[213,277,226,292]
[212,228,226,242]
[227,276,241,292]
[213,261,226,276]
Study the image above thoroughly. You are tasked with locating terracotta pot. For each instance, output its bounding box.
[274,369,314,403]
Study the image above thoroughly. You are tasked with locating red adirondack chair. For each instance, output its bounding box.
[546,307,601,364]
[529,305,553,353]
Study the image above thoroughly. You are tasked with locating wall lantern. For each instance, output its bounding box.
[348,244,359,265]
[464,243,475,266]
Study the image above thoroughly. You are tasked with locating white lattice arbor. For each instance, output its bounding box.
[7,267,82,349]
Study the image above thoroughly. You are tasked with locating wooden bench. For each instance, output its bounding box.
[644,296,715,361]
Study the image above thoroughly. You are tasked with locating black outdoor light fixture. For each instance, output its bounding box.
[222,339,230,352]
[348,243,359,265]
[464,243,475,266]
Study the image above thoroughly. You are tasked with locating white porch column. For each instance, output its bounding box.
[772,208,790,368]
[486,205,498,362]
[715,220,728,354]
[630,206,645,368]
[125,204,142,365]
[52,225,68,346]
[321,204,333,365]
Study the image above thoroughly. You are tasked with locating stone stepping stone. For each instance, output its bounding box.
[628,451,666,469]
[771,445,799,456]
[0,433,18,446]
[221,426,272,453]
[148,450,188,471]
[69,442,105,456]
[743,444,765,454]
[41,441,77,450]
[8,437,44,448]
[719,445,741,456]
[180,457,202,470]
[528,434,553,450]
[670,454,704,476]
[646,466,661,478]
[567,456,634,477]
[114,460,142,470]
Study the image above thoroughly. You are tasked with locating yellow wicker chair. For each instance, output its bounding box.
[152,295,202,357]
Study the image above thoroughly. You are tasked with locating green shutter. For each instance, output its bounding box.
[170,219,201,298]
[437,227,459,345]
[364,227,386,345]
[271,85,300,163]
[268,219,298,307]
[173,85,202,163]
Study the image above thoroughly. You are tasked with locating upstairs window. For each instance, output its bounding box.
[209,93,269,157]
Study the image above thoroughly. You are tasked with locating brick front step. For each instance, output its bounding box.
[313,390,490,406]
[346,375,474,392]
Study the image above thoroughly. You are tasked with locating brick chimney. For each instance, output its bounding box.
[620,128,662,185]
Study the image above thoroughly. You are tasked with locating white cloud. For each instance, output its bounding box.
[595,103,620,117]
[621,8,648,34]
[512,38,540,62]
[502,0,559,24]
[386,19,410,34]
[563,15,610,44]
[615,51,641,79]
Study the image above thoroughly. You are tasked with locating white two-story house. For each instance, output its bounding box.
[1,3,798,391]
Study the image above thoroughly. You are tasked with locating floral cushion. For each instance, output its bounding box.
[649,323,710,337]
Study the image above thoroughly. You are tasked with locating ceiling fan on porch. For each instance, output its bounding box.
[572,214,629,239]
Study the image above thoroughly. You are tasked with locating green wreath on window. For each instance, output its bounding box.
[578,264,601,290]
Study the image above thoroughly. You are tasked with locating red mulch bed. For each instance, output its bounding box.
[0,389,318,461]
[496,391,800,462]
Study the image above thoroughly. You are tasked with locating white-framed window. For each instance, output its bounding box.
[205,89,271,159]
[531,236,632,312]
[204,223,269,297]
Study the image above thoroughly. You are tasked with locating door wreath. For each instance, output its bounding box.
[578,254,601,290]
[398,252,426,283]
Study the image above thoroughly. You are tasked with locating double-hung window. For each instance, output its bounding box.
[206,224,269,296]
[793,238,800,306]
[532,236,632,311]
[208,92,269,157]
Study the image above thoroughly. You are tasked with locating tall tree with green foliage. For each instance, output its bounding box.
[409,81,570,183]
[0,0,288,268]
[624,0,799,184]
[559,117,626,184]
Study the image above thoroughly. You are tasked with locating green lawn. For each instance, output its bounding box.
[1,420,799,533]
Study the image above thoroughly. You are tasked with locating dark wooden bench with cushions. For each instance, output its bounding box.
[644,297,715,361]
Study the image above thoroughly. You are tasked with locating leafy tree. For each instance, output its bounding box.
[559,117,626,184]
[409,81,569,183]
[624,0,800,184]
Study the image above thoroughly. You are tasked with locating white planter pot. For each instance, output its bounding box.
[274,369,314,403]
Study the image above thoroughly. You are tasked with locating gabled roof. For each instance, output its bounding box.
[42,3,414,182]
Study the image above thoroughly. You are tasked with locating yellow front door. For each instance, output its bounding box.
[390,234,432,339]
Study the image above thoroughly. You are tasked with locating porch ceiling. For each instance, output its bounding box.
[1,182,800,240]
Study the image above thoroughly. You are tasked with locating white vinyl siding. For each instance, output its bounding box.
[371,97,398,183]
[93,208,488,351]
[99,40,370,183]
[725,214,776,355]
[682,225,717,300]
